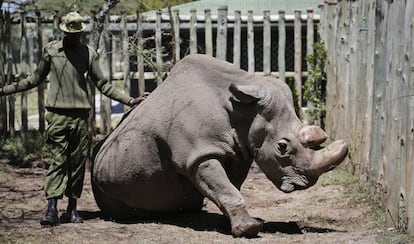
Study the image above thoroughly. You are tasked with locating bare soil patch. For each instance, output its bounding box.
[0,162,405,243]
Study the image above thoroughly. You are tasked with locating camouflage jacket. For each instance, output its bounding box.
[2,40,132,110]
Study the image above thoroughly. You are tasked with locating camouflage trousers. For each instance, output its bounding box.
[44,109,89,199]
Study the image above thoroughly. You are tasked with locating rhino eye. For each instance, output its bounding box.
[276,139,290,155]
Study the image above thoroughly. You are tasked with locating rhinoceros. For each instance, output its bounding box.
[91,54,348,237]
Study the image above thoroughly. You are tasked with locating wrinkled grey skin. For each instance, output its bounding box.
[92,54,348,237]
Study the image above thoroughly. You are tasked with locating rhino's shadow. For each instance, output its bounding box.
[76,210,341,236]
[261,221,340,234]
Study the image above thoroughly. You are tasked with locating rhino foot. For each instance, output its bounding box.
[231,217,263,238]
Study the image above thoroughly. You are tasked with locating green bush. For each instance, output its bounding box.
[0,130,53,165]
[304,42,327,128]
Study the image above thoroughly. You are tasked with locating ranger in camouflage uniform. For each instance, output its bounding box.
[0,12,148,226]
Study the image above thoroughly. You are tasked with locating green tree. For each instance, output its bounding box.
[1,0,196,15]
[34,0,127,15]
[32,0,195,15]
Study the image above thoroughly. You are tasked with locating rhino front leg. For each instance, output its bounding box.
[194,159,263,237]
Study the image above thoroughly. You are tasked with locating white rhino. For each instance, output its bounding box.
[92,54,348,237]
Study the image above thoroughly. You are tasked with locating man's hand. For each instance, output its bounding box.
[128,92,150,106]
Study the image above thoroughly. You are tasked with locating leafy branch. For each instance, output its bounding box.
[304,42,327,128]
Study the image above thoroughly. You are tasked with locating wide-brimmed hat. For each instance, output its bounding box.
[59,12,86,33]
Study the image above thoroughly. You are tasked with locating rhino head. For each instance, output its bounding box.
[230,77,348,193]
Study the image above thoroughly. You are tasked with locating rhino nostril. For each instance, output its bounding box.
[311,145,324,150]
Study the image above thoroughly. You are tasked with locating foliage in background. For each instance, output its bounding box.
[136,0,196,13]
[1,0,196,15]
[0,130,52,165]
[304,42,327,128]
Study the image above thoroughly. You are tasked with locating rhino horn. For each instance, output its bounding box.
[298,125,328,147]
[309,140,348,176]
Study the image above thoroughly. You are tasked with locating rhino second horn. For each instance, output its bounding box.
[298,125,328,147]
[309,140,349,176]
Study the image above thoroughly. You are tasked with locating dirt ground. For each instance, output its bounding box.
[0,161,409,244]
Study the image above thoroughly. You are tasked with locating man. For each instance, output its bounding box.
[0,12,148,226]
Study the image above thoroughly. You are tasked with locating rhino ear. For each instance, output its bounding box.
[229,84,263,104]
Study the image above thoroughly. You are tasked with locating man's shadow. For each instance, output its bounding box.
[70,210,341,237]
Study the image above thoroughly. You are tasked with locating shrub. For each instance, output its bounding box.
[304,42,327,128]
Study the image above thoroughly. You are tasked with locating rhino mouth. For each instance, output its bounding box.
[279,167,318,193]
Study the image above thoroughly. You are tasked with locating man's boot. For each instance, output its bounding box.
[67,198,83,223]
[40,198,59,226]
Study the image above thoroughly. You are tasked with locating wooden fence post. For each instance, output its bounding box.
[87,11,98,137]
[306,9,314,66]
[369,0,387,193]
[20,11,29,132]
[53,12,61,40]
[362,0,376,178]
[399,0,413,232]
[354,0,370,176]
[204,9,213,56]
[190,9,197,54]
[173,9,181,61]
[336,0,350,141]
[278,10,286,82]
[99,15,112,134]
[383,1,401,229]
[348,0,359,167]
[6,11,15,136]
[263,10,271,75]
[305,8,315,124]
[294,10,303,109]
[247,10,255,74]
[112,25,119,74]
[0,11,7,136]
[406,0,414,237]
[233,10,241,67]
[36,11,45,133]
[318,4,326,45]
[155,9,163,86]
[324,1,339,138]
[216,6,228,60]
[137,11,145,95]
[121,12,130,98]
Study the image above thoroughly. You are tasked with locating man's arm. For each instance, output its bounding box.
[1,49,50,95]
[89,50,148,106]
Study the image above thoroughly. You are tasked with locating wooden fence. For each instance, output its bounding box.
[0,7,319,136]
[319,0,414,236]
